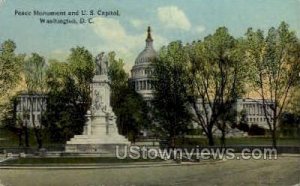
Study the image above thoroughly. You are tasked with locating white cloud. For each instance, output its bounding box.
[0,0,5,8]
[157,6,191,31]
[195,25,206,33]
[130,19,144,29]
[90,17,168,72]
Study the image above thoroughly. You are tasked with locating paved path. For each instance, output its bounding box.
[0,156,299,186]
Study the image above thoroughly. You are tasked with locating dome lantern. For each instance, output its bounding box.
[134,26,157,65]
[146,26,153,48]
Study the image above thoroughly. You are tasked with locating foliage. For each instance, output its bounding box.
[248,124,266,136]
[108,52,149,142]
[186,27,247,146]
[68,47,94,110]
[0,40,24,98]
[22,53,47,148]
[236,109,250,132]
[43,47,94,142]
[0,96,17,130]
[151,41,192,147]
[0,40,24,123]
[279,112,300,138]
[286,86,300,115]
[244,22,300,147]
[24,53,47,93]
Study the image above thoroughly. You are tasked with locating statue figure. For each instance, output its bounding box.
[93,90,101,110]
[95,52,108,75]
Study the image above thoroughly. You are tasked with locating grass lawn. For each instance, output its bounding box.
[1,127,299,148]
[0,127,20,147]
[2,157,164,165]
[0,127,62,148]
[224,137,299,146]
[175,136,300,147]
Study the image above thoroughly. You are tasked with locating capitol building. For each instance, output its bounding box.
[130,27,157,106]
[130,27,273,133]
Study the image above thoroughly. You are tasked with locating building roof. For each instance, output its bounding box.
[134,26,157,65]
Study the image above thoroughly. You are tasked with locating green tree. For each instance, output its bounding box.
[108,52,149,142]
[151,41,192,148]
[0,40,24,128]
[186,27,247,146]
[287,86,300,115]
[44,60,71,142]
[237,109,250,132]
[23,53,47,149]
[68,47,94,113]
[44,47,94,142]
[24,53,47,93]
[0,40,23,98]
[245,22,300,148]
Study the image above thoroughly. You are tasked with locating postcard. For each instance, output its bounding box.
[0,0,299,185]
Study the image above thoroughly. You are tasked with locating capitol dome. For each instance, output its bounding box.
[130,26,157,103]
[134,27,157,65]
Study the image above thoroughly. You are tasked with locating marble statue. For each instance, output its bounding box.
[95,52,108,75]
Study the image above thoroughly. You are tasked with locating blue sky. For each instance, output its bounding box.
[0,0,299,70]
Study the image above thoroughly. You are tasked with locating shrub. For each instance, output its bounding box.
[248,124,265,136]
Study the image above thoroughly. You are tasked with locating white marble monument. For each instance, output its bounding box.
[65,52,130,154]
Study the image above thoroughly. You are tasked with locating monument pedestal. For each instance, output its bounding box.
[65,74,130,155]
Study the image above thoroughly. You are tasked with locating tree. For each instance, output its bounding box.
[216,101,237,147]
[151,41,192,148]
[24,53,47,93]
[279,112,300,138]
[43,47,94,142]
[44,60,72,142]
[23,53,47,149]
[286,86,300,115]
[245,22,300,148]
[0,40,24,123]
[0,40,23,98]
[237,109,250,132]
[108,52,149,142]
[186,27,247,146]
[68,47,94,113]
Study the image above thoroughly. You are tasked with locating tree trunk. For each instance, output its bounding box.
[170,136,175,148]
[33,126,43,149]
[271,128,277,149]
[220,130,226,148]
[18,127,23,147]
[270,118,278,149]
[23,122,30,147]
[30,99,43,149]
[207,128,214,146]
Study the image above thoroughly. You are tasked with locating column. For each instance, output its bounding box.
[139,81,142,90]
